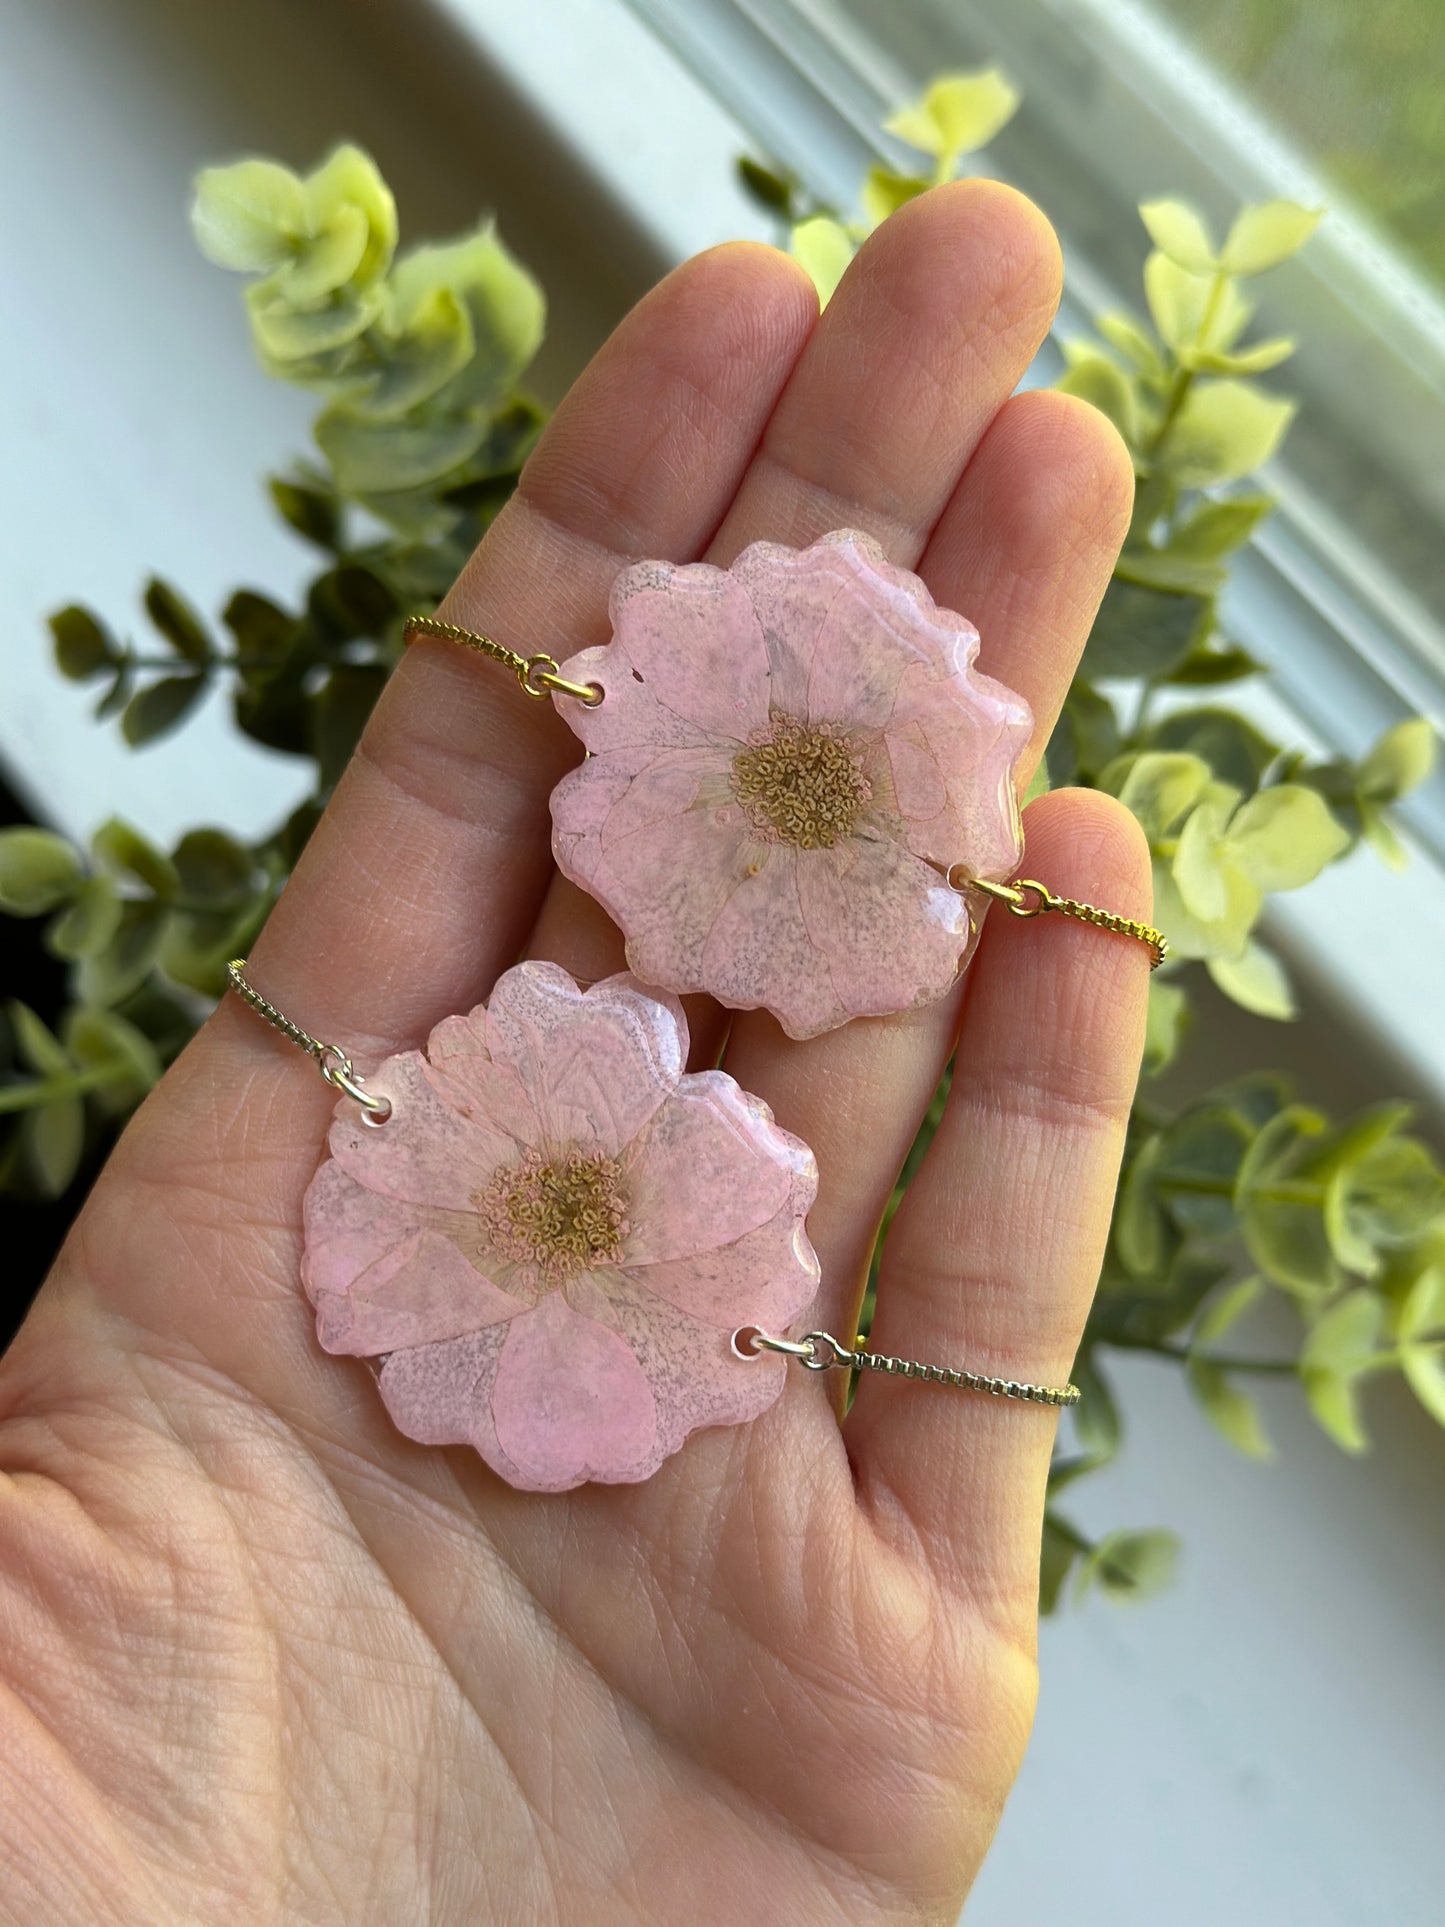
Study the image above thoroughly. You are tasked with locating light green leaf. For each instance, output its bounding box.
[1097,311,1164,377]
[314,410,487,495]
[1399,1267,1445,1425]
[247,282,384,363]
[1163,380,1296,488]
[1302,1291,1382,1375]
[1173,789,1241,923]
[76,901,166,1007]
[1143,977,1190,1078]
[271,204,369,305]
[790,216,855,306]
[0,828,85,915]
[1356,717,1435,800]
[1113,750,1212,842]
[1302,1369,1369,1453]
[1221,201,1323,277]
[1226,783,1350,890]
[861,167,929,226]
[1056,349,1140,444]
[358,286,475,419]
[1358,797,1408,870]
[192,159,304,271]
[1143,255,1252,353]
[22,1097,85,1198]
[1207,941,1296,1020]
[1181,335,1295,375]
[1170,495,1274,558]
[92,818,181,898]
[1139,199,1217,273]
[301,144,397,288]
[47,876,123,961]
[1022,753,1051,807]
[63,1007,162,1111]
[1077,1527,1180,1602]
[1187,1357,1273,1459]
[1071,1350,1121,1457]
[391,225,545,407]
[9,1001,70,1077]
[885,69,1020,163]
[1195,1274,1264,1345]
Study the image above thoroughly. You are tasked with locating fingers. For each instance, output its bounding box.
[844,788,1152,1604]
[720,388,1133,1354]
[239,242,817,1062]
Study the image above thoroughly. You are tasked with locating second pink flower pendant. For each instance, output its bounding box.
[550,530,1033,1039]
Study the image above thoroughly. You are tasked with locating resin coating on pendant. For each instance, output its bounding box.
[549,530,1033,1039]
[301,962,820,1492]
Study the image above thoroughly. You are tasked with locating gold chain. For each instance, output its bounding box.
[952,870,1168,969]
[225,960,392,1118]
[402,614,602,706]
[739,1328,1079,1406]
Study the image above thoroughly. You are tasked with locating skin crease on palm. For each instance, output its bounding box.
[0,182,1150,1925]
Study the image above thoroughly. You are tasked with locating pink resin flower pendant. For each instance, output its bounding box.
[548,530,1034,1040]
[301,961,820,1492]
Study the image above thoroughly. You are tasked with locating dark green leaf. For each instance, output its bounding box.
[1171,495,1274,558]
[1039,1512,1084,1615]
[0,828,85,915]
[121,674,208,747]
[50,605,119,680]
[63,1007,162,1113]
[269,476,342,550]
[1086,577,1211,679]
[92,818,180,897]
[223,588,299,663]
[1047,680,1120,786]
[1146,707,1278,791]
[172,828,258,905]
[94,662,134,722]
[76,900,167,1006]
[736,156,797,215]
[22,1096,85,1198]
[308,564,398,641]
[1071,1350,1122,1457]
[1160,645,1262,687]
[312,664,388,789]
[8,1001,70,1077]
[1076,1527,1180,1602]
[143,578,211,663]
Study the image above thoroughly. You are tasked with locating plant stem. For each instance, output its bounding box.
[1108,1336,1296,1375]
[1145,268,1228,465]
[0,1063,131,1114]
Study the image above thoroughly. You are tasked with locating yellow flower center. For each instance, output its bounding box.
[731,715,872,849]
[477,1148,629,1283]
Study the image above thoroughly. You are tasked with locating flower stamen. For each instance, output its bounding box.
[731,715,871,849]
[477,1148,629,1284]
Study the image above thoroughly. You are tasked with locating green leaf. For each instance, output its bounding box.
[0,828,85,915]
[314,409,487,495]
[63,1007,162,1112]
[312,664,388,789]
[1195,1274,1264,1345]
[50,605,119,680]
[1056,349,1140,444]
[1097,311,1164,378]
[269,477,342,551]
[302,145,397,289]
[360,286,475,419]
[1221,201,1322,277]
[1039,1512,1083,1615]
[1171,495,1274,558]
[1144,255,1252,353]
[1114,546,1225,596]
[1146,707,1278,791]
[248,281,385,363]
[1225,783,1350,890]
[270,203,369,305]
[1302,1368,1369,1453]
[1143,978,1190,1077]
[1358,796,1408,870]
[22,1097,85,1198]
[144,578,212,662]
[1173,788,1242,923]
[1302,1291,1382,1377]
[76,901,167,1006]
[1077,1527,1180,1602]
[1071,1350,1121,1457]
[9,1001,70,1077]
[1399,1267,1445,1426]
[1356,718,1435,800]
[1207,941,1296,1020]
[1163,644,1262,685]
[885,69,1020,163]
[1086,577,1211,678]
[46,875,123,960]
[172,829,258,905]
[790,215,855,305]
[1163,381,1296,488]
[1181,336,1296,375]
[1112,750,1212,841]
[1049,680,1120,786]
[1139,198,1217,273]
[121,675,207,747]
[736,157,797,215]
[1187,1357,1273,1459]
[860,167,930,226]
[223,587,298,662]
[1115,1135,1176,1280]
[191,158,304,272]
[92,818,180,898]
[1328,1134,1443,1269]
[390,223,544,407]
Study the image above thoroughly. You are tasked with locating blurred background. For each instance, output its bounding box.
[2,1,1442,1920]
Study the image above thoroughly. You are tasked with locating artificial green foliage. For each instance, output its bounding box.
[5,94,1442,1608]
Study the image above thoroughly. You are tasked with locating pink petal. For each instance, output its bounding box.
[886,661,1031,876]
[624,1070,816,1263]
[630,1183,821,1328]
[423,1010,542,1143]
[697,848,861,1040]
[302,1159,522,1355]
[483,961,685,1154]
[556,560,772,750]
[490,1292,658,1492]
[795,836,973,1023]
[327,1051,525,1211]
[600,1270,791,1443]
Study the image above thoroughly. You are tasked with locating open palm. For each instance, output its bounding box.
[0,184,1148,1925]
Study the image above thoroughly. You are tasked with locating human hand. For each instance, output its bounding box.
[0,182,1146,1924]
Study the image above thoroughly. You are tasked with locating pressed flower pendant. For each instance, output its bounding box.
[301,961,820,1491]
[549,530,1035,1039]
